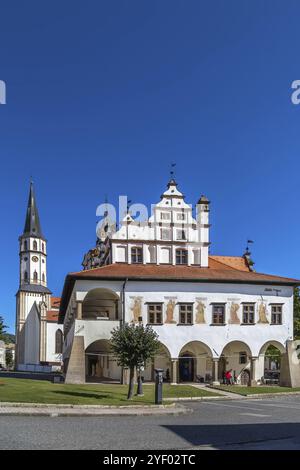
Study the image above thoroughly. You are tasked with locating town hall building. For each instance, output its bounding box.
[58,179,300,386]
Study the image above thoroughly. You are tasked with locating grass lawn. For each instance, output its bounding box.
[0,378,218,406]
[212,385,300,396]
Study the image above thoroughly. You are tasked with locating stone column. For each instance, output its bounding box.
[212,358,220,385]
[250,357,258,386]
[65,336,85,384]
[171,359,178,385]
[76,301,83,320]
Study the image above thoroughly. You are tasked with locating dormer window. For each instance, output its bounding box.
[160,212,171,221]
[131,247,143,264]
[177,213,185,221]
[161,228,171,240]
[176,229,186,240]
[176,249,188,265]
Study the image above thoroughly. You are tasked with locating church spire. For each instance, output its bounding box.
[23,181,44,239]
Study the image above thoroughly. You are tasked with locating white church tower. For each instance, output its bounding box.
[15,182,52,369]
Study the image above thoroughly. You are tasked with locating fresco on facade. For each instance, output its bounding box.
[165,298,177,323]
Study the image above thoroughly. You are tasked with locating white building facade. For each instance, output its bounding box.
[59,180,299,385]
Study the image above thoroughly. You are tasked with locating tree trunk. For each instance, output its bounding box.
[127,366,135,399]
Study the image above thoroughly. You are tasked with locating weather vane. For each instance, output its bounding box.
[170,162,176,179]
[246,239,254,252]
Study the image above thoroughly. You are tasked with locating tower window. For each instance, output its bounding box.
[42,243,45,252]
[131,247,143,264]
[24,271,28,282]
[33,271,38,283]
[176,249,188,265]
[42,273,45,283]
[33,240,38,251]
[55,330,63,354]
[24,241,28,251]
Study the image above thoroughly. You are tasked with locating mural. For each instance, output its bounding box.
[228,302,240,324]
[258,302,269,323]
[130,297,143,323]
[165,299,177,323]
[195,299,206,323]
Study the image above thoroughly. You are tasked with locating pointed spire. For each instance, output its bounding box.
[22,181,44,238]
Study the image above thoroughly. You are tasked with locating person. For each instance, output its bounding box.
[225,370,232,385]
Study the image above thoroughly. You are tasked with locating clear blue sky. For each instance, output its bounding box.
[1,1,300,333]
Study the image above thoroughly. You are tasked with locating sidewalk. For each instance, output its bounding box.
[0,402,191,417]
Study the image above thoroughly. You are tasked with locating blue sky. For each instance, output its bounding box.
[1,1,300,332]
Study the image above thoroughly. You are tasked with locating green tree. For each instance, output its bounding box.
[110,323,160,399]
[0,316,7,342]
[5,349,13,369]
[294,287,300,340]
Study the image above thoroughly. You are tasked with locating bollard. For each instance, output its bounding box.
[154,368,164,405]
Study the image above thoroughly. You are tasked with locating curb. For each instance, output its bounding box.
[0,401,191,417]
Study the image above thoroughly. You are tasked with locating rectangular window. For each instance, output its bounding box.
[242,304,255,324]
[271,305,282,325]
[131,247,143,264]
[160,212,171,221]
[212,304,225,324]
[177,213,185,221]
[239,352,247,364]
[176,249,188,265]
[148,304,162,324]
[179,304,193,324]
[161,228,171,240]
[176,229,186,240]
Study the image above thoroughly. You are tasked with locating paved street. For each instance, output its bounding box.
[1,396,300,450]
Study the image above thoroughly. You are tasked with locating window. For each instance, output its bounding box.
[177,213,185,221]
[239,351,247,364]
[24,240,28,251]
[179,304,193,324]
[42,273,45,283]
[242,304,255,324]
[160,212,171,221]
[176,249,188,265]
[176,229,186,240]
[212,304,225,324]
[271,305,282,325]
[24,271,28,282]
[161,228,171,240]
[148,304,162,324]
[33,240,38,251]
[42,243,45,252]
[131,247,143,264]
[33,271,38,283]
[55,330,63,354]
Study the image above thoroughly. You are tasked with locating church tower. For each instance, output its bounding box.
[15,182,52,368]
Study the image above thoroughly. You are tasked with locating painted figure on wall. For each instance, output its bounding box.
[258,302,269,323]
[195,300,206,323]
[165,299,177,323]
[130,297,143,323]
[229,302,240,324]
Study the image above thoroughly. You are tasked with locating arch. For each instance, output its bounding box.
[178,341,213,383]
[33,240,38,251]
[143,341,171,382]
[220,341,253,385]
[55,329,63,354]
[85,339,120,382]
[82,288,120,320]
[33,271,38,283]
[258,340,285,356]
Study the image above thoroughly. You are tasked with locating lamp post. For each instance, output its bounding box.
[154,368,164,405]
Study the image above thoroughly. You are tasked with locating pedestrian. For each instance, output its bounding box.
[225,370,232,385]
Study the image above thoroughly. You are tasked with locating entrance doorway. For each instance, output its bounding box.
[179,354,194,382]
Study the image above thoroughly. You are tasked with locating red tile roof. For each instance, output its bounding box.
[46,310,59,322]
[51,297,61,309]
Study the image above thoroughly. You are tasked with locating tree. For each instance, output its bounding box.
[110,323,160,399]
[5,349,13,369]
[294,287,300,340]
[0,316,7,342]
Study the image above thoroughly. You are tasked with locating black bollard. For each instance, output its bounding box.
[154,368,164,405]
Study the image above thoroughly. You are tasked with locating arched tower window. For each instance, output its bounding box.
[42,273,45,283]
[33,240,38,251]
[33,271,38,283]
[24,240,28,251]
[24,271,28,282]
[55,330,63,354]
[42,243,45,252]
